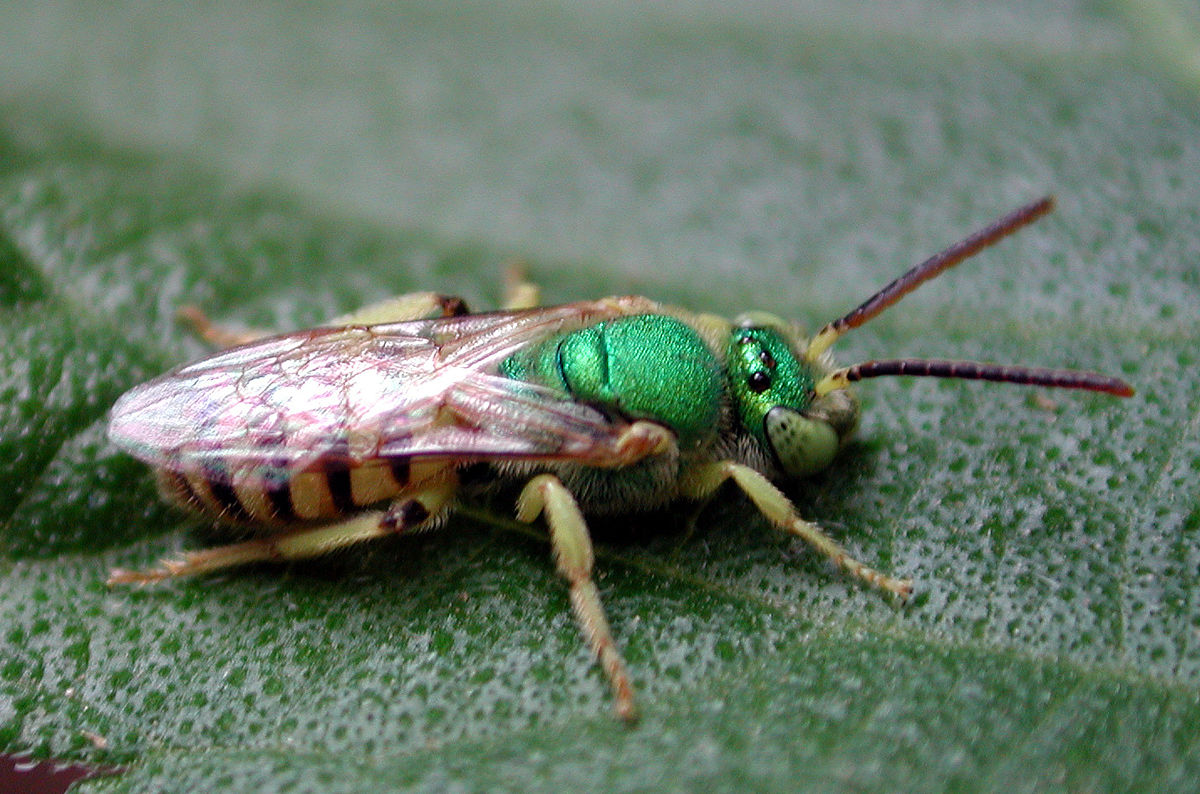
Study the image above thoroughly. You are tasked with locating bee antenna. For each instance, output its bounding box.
[814,359,1134,398]
[805,196,1055,361]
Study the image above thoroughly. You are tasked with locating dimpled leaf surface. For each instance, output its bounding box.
[1,2,1198,791]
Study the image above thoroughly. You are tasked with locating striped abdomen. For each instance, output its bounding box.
[155,458,447,525]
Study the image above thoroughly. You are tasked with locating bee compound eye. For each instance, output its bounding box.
[747,371,772,393]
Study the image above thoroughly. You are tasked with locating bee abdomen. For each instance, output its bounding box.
[155,467,285,524]
[155,458,423,525]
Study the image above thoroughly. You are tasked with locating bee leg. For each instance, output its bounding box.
[682,461,913,600]
[607,420,675,466]
[178,293,473,350]
[515,473,637,723]
[668,500,710,564]
[108,483,457,585]
[502,261,540,309]
[176,305,268,348]
[328,292,472,325]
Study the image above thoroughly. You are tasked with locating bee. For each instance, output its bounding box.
[107,196,1133,722]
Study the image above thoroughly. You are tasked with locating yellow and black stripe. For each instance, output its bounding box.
[154,457,435,526]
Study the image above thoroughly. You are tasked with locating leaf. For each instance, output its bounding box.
[2,2,1199,791]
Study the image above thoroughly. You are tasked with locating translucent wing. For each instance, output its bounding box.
[109,297,662,485]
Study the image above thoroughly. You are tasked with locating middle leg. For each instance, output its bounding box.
[515,473,637,722]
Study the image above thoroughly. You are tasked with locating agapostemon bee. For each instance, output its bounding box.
[108,196,1133,722]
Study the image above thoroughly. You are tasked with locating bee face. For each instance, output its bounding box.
[724,323,851,477]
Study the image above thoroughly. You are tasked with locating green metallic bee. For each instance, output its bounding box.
[108,197,1132,721]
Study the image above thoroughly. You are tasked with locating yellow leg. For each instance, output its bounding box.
[178,292,472,349]
[109,482,457,585]
[328,292,470,325]
[682,461,913,599]
[516,474,637,723]
[176,305,267,348]
[603,420,675,467]
[502,262,541,310]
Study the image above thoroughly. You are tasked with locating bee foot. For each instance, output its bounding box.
[611,421,674,466]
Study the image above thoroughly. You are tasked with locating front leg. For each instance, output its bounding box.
[682,461,913,599]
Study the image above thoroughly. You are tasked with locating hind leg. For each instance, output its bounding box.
[109,482,458,584]
[328,292,471,325]
[179,291,472,348]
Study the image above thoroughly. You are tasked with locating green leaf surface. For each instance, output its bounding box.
[2,1,1198,791]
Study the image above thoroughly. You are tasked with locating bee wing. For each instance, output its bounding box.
[109,297,661,485]
[377,371,628,460]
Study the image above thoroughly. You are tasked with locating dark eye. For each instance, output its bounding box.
[747,371,772,393]
[759,349,776,369]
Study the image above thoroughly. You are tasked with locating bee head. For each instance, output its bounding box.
[726,197,1134,478]
[727,313,859,478]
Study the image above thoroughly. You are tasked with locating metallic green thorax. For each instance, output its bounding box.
[499,314,723,449]
[725,326,816,452]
